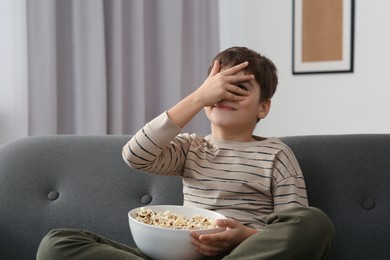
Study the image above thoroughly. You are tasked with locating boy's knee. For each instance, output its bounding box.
[269,207,335,258]
[37,229,60,260]
[36,228,81,260]
[302,207,335,238]
[291,207,335,247]
[270,207,335,245]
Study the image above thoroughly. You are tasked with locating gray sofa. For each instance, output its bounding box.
[1,134,389,260]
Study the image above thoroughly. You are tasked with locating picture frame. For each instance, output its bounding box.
[292,0,355,74]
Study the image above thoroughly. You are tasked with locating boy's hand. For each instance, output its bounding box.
[190,218,257,256]
[166,60,253,129]
[193,60,253,107]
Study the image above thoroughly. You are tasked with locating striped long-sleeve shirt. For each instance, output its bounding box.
[122,112,308,230]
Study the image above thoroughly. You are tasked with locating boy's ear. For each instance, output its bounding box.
[258,99,271,120]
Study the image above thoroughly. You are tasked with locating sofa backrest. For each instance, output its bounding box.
[0,135,183,260]
[282,134,390,260]
[1,134,389,260]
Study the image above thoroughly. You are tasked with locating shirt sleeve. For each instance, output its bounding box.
[122,111,191,176]
[271,146,309,211]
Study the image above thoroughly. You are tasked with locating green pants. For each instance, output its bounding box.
[36,207,335,260]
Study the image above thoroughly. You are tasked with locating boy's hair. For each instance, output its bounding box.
[208,46,278,103]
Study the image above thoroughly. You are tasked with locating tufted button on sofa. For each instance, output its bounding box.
[1,134,390,260]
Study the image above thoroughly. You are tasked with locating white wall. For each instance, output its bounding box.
[0,0,28,144]
[2,0,390,145]
[219,0,390,137]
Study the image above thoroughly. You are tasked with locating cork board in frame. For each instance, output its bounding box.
[292,0,355,74]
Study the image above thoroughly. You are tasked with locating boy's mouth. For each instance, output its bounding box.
[212,103,236,111]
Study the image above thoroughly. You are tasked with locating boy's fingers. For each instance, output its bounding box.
[226,74,254,84]
[222,61,249,75]
[209,60,220,76]
[230,85,249,96]
[190,231,201,239]
[224,92,246,102]
[216,218,238,228]
[223,83,249,96]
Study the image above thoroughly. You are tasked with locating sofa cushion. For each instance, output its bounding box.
[282,134,390,260]
[1,134,390,260]
[0,135,183,260]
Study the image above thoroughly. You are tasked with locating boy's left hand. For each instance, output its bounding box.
[190,218,257,256]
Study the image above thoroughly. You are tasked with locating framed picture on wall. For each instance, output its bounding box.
[292,0,355,74]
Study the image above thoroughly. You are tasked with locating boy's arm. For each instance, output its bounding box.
[272,148,309,211]
[123,61,253,174]
[167,60,253,128]
[273,176,308,211]
[122,112,186,175]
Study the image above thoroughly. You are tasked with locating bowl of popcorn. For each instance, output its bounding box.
[128,205,226,260]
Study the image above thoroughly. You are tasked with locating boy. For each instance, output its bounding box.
[37,47,334,259]
[122,46,334,259]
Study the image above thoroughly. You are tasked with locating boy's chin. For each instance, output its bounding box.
[206,114,233,125]
[209,118,242,129]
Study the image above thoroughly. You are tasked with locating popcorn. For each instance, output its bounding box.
[135,207,218,230]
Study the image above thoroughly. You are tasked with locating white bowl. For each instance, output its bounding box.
[128,205,226,260]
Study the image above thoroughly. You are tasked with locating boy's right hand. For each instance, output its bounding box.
[166,60,254,129]
[193,60,253,107]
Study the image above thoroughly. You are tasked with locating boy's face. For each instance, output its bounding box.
[204,69,270,138]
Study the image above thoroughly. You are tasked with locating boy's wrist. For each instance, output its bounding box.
[166,91,205,128]
[188,90,208,109]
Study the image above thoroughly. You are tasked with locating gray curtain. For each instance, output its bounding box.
[26,0,219,136]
